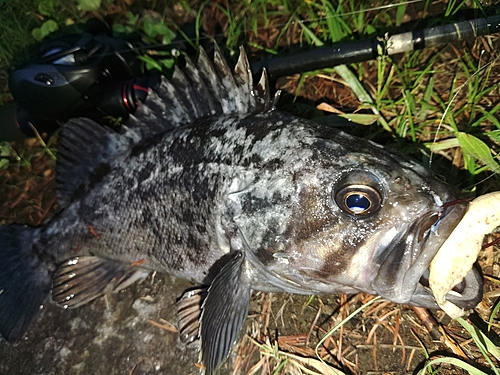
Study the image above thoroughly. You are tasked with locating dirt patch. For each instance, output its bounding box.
[0,273,203,375]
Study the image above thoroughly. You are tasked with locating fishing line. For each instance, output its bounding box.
[56,0,428,60]
[78,0,499,81]
[462,173,498,192]
[6,0,500,146]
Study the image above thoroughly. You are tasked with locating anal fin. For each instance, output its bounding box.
[52,256,149,308]
[200,251,251,375]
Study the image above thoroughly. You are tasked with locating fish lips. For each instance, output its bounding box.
[372,201,483,310]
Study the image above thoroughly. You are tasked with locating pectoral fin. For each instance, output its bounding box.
[199,251,251,375]
[52,256,149,308]
[176,287,208,344]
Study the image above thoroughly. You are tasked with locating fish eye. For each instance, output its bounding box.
[335,185,382,216]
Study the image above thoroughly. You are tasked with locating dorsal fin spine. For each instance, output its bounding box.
[55,45,271,206]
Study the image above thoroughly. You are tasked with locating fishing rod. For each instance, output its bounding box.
[1,14,500,141]
[251,14,500,78]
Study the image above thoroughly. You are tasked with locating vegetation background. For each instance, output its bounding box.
[1,0,500,374]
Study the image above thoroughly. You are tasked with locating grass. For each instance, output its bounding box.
[0,0,40,72]
[1,0,500,374]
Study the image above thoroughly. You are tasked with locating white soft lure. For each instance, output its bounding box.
[429,191,500,318]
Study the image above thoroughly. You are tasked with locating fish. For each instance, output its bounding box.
[0,44,483,374]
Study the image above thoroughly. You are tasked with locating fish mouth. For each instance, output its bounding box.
[372,200,483,310]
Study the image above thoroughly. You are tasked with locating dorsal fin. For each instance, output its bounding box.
[56,45,272,206]
[56,118,137,207]
[126,45,273,137]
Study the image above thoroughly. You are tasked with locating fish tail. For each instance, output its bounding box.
[0,224,52,343]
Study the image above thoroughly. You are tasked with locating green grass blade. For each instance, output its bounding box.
[425,138,460,152]
[456,318,500,364]
[315,296,380,364]
[456,132,500,175]
[490,301,500,332]
[297,19,324,46]
[334,65,392,133]
[416,357,489,375]
[339,113,379,125]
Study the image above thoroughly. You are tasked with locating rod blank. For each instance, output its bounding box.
[250,15,500,78]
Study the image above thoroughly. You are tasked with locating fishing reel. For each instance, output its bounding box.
[0,30,158,141]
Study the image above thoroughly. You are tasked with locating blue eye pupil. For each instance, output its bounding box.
[346,193,371,213]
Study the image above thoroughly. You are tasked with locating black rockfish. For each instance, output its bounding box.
[0,45,482,374]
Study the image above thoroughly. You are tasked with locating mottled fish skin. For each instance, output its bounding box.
[0,45,483,374]
[37,110,445,292]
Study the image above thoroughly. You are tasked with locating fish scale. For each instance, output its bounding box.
[0,45,483,374]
